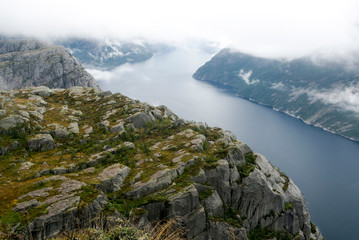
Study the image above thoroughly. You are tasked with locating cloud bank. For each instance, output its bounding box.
[306,86,359,114]
[0,0,359,58]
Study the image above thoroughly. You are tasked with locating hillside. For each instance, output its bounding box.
[0,40,99,90]
[56,38,155,71]
[193,48,359,141]
[0,86,322,240]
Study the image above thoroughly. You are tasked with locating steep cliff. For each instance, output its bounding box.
[193,48,359,141]
[0,86,322,239]
[0,40,99,90]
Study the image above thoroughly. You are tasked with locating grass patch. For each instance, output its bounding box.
[311,221,317,234]
[77,185,100,208]
[199,189,214,201]
[248,226,293,240]
[107,194,169,218]
[236,164,256,184]
[279,171,290,192]
[284,202,293,211]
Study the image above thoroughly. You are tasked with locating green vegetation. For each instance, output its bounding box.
[284,202,294,211]
[311,221,317,234]
[106,194,168,218]
[77,185,100,208]
[248,226,294,240]
[236,153,257,184]
[198,189,214,200]
[0,87,315,239]
[280,171,290,192]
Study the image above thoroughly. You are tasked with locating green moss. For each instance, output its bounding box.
[248,226,294,240]
[77,185,100,208]
[279,171,290,192]
[236,163,256,184]
[244,152,257,164]
[107,194,168,218]
[199,189,214,200]
[311,221,317,234]
[172,160,202,190]
[25,204,49,223]
[263,209,276,220]
[0,210,21,226]
[284,202,293,211]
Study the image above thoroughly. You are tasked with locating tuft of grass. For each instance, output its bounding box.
[244,152,257,164]
[149,218,185,240]
[198,189,214,201]
[311,221,317,234]
[236,164,256,184]
[77,185,100,208]
[279,171,290,192]
[284,202,293,211]
[248,226,293,240]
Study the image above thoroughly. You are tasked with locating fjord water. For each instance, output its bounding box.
[92,48,359,240]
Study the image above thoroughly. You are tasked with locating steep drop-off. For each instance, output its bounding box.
[0,86,322,240]
[0,40,99,90]
[193,48,359,141]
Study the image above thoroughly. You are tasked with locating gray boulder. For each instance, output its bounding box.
[208,221,247,240]
[68,122,79,134]
[12,199,39,212]
[201,190,224,218]
[227,147,246,167]
[110,121,124,133]
[126,168,178,199]
[97,163,131,193]
[0,115,27,130]
[30,86,55,97]
[27,134,55,151]
[0,109,6,117]
[127,111,155,129]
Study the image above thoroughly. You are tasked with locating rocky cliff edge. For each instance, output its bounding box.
[0,86,323,240]
[0,40,99,90]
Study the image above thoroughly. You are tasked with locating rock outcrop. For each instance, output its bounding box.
[0,87,323,240]
[0,40,99,90]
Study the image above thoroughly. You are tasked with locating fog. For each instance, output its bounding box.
[1,0,359,58]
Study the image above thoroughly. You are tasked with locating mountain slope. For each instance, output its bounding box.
[0,40,99,90]
[0,86,322,240]
[57,38,154,70]
[193,48,359,141]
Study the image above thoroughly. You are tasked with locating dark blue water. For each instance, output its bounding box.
[90,48,359,240]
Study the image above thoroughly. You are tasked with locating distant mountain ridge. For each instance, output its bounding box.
[56,38,155,70]
[0,39,99,90]
[193,48,359,141]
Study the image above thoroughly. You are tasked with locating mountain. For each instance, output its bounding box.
[0,40,99,90]
[56,38,156,70]
[193,48,359,141]
[0,86,322,239]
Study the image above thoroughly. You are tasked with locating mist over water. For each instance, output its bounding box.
[91,48,359,240]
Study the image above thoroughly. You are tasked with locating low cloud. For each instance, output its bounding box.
[87,64,135,82]
[238,69,259,85]
[305,86,359,114]
[1,0,359,59]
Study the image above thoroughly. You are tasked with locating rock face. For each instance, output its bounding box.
[0,87,323,240]
[0,40,99,90]
[97,164,131,193]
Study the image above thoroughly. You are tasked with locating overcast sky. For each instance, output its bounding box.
[1,0,359,58]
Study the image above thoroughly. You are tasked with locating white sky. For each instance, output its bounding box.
[1,0,359,58]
